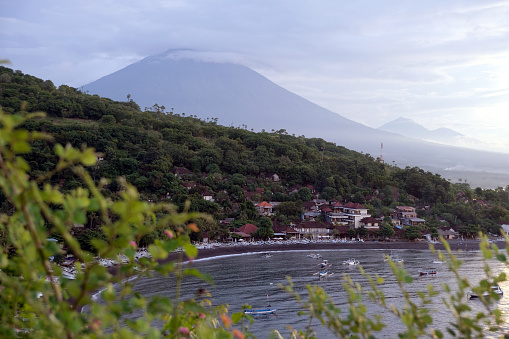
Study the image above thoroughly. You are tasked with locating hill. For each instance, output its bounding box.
[81,49,509,188]
[378,117,485,149]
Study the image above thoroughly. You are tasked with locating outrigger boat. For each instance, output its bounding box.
[244,307,277,315]
[342,258,360,266]
[419,269,437,276]
[244,294,277,315]
[313,270,334,278]
[384,253,404,263]
[467,284,503,299]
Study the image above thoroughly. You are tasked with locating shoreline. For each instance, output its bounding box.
[173,238,503,262]
[104,239,503,277]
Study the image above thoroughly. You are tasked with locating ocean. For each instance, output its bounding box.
[97,248,509,338]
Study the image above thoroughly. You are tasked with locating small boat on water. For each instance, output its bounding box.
[467,284,503,299]
[384,254,404,263]
[342,258,360,266]
[314,270,334,278]
[244,307,277,315]
[432,260,446,264]
[307,253,323,259]
[245,294,277,315]
[261,253,272,258]
[319,259,332,269]
[419,269,437,276]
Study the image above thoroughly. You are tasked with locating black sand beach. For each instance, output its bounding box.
[187,238,504,261]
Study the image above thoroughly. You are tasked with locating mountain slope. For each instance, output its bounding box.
[378,117,484,148]
[82,50,509,187]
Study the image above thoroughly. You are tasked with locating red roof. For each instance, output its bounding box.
[256,201,272,207]
[174,167,192,175]
[237,223,258,234]
[344,202,366,209]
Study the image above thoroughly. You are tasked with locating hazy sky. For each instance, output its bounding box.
[2,1,509,152]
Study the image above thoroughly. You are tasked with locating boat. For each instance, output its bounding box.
[419,269,437,276]
[384,254,404,263]
[245,294,277,315]
[318,259,332,269]
[467,284,503,299]
[313,270,334,278]
[306,253,323,259]
[342,258,360,265]
[432,260,446,264]
[261,253,272,258]
[244,307,277,315]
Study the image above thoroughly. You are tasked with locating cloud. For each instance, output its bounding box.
[2,0,509,151]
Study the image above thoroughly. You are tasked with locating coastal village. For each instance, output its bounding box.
[173,167,500,244]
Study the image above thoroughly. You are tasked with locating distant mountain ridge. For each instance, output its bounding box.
[82,49,509,188]
[378,117,484,148]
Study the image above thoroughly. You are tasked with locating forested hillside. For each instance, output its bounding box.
[1,66,509,242]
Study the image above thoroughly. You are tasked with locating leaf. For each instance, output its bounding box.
[72,210,87,225]
[148,244,168,260]
[81,150,97,166]
[183,242,198,259]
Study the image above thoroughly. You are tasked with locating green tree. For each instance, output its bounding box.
[379,218,395,240]
[255,217,274,240]
[403,225,422,241]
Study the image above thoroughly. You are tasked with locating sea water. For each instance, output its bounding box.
[101,249,509,338]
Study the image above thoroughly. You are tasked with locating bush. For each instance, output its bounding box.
[1,108,508,338]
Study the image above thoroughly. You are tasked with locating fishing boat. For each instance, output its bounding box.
[244,294,277,315]
[314,270,334,278]
[419,269,437,276]
[342,258,360,265]
[306,253,323,259]
[467,284,503,299]
[385,254,404,263]
[318,259,332,269]
[244,307,277,315]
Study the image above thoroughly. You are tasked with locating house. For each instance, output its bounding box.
[331,201,343,212]
[237,223,258,235]
[294,221,331,239]
[272,221,300,239]
[256,201,273,215]
[438,227,457,239]
[326,212,347,225]
[500,221,509,234]
[301,201,318,212]
[402,217,425,226]
[395,206,417,219]
[174,167,192,179]
[231,223,258,239]
[341,202,370,228]
[360,217,380,229]
[201,191,214,201]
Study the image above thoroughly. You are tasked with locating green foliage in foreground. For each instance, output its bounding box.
[1,109,509,338]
